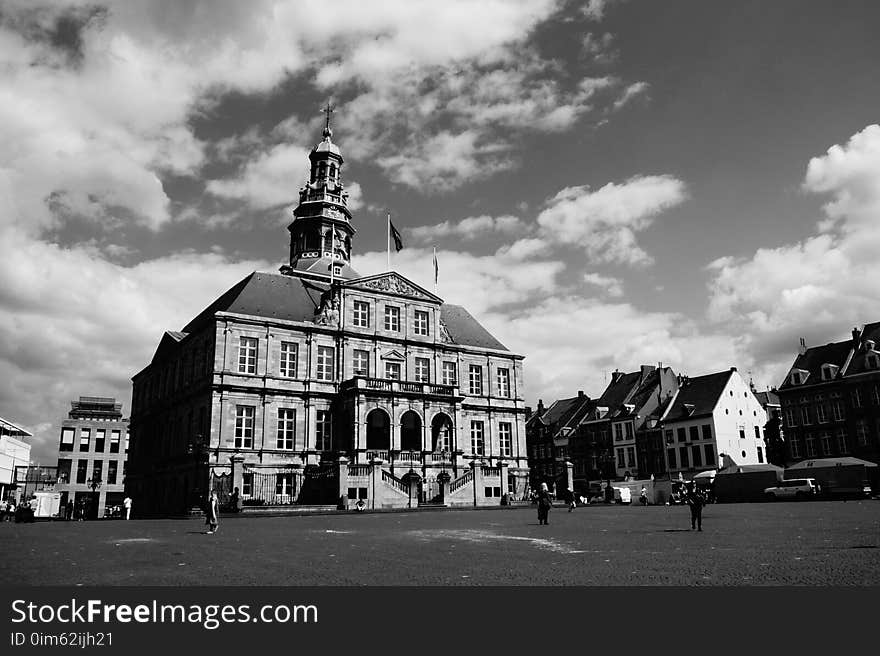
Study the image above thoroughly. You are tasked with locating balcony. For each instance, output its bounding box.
[340,377,458,398]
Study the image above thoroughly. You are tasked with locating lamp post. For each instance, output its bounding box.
[87,476,102,520]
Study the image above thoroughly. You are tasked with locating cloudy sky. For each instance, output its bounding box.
[3,0,880,463]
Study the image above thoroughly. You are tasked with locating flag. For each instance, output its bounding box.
[433,247,439,284]
[389,220,404,252]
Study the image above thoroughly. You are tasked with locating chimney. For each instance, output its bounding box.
[852,327,860,348]
[798,337,807,356]
[537,399,545,414]
[578,390,585,399]
[611,369,623,384]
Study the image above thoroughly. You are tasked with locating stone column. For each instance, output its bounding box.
[564,459,574,493]
[471,459,485,507]
[230,454,245,497]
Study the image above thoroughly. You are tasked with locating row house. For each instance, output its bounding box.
[526,392,593,492]
[778,322,880,465]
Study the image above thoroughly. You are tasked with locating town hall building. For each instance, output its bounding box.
[126,114,529,515]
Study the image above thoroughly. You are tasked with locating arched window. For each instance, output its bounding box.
[400,411,422,451]
[431,413,453,452]
[366,409,390,450]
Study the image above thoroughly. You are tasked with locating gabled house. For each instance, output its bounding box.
[660,367,767,478]
[526,392,593,492]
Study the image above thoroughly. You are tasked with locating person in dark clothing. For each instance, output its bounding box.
[686,485,705,531]
[537,486,552,525]
[564,488,576,512]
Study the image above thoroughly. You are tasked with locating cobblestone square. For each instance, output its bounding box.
[2,501,879,586]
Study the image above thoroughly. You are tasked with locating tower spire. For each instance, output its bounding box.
[322,100,334,139]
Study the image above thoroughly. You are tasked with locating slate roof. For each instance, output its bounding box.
[531,395,593,436]
[753,389,780,407]
[664,369,734,421]
[0,416,32,437]
[596,371,642,411]
[181,271,509,352]
[843,321,880,377]
[778,339,852,390]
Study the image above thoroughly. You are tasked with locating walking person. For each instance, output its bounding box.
[564,487,576,512]
[685,484,705,531]
[123,495,132,520]
[205,491,220,534]
[537,485,552,525]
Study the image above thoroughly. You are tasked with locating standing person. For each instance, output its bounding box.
[686,484,705,531]
[565,487,576,512]
[537,487,552,525]
[65,499,73,521]
[205,491,220,534]
[123,495,132,520]
[640,486,648,506]
[229,487,242,513]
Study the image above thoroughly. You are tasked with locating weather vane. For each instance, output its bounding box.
[322,100,334,137]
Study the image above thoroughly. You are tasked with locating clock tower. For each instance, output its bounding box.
[281,102,359,280]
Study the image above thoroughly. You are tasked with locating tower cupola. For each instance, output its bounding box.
[281,102,359,280]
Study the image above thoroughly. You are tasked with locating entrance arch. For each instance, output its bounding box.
[400,410,422,451]
[366,408,391,450]
[431,413,453,452]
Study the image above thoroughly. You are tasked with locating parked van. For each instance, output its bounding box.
[763,478,820,500]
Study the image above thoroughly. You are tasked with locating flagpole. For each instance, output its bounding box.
[387,212,391,272]
[433,246,437,295]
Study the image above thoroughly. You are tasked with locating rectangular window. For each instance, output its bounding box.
[385,361,401,380]
[664,430,674,445]
[316,346,335,381]
[414,357,430,383]
[107,461,118,485]
[76,459,88,484]
[79,428,90,452]
[739,428,746,440]
[499,422,512,457]
[676,427,686,443]
[94,429,106,453]
[276,409,295,450]
[689,426,700,442]
[852,388,863,408]
[785,408,797,427]
[442,361,457,387]
[856,420,868,446]
[279,342,298,378]
[790,437,801,459]
[872,385,880,406]
[238,336,258,374]
[468,365,483,395]
[234,405,255,449]
[816,403,828,423]
[801,406,811,425]
[497,368,510,398]
[820,431,832,455]
[315,410,332,452]
[754,426,761,440]
[352,300,370,328]
[701,424,712,441]
[831,400,844,421]
[627,446,636,468]
[413,310,429,336]
[837,428,850,454]
[805,435,816,457]
[124,432,129,453]
[625,423,634,440]
[470,421,484,455]
[679,446,690,469]
[691,445,703,468]
[384,305,400,331]
[275,473,294,498]
[60,428,75,452]
[757,446,764,464]
[57,459,71,485]
[353,349,370,377]
[614,424,624,441]
[242,473,254,497]
[616,448,626,469]
[704,443,715,466]
[92,460,103,484]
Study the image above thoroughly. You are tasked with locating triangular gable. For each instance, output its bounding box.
[344,272,443,303]
[151,331,187,363]
[380,349,406,361]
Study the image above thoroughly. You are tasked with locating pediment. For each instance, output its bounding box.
[381,349,406,361]
[345,272,442,303]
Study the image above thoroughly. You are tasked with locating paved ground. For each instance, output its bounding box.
[2,501,879,585]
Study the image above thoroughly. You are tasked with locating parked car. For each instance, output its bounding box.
[763,478,820,500]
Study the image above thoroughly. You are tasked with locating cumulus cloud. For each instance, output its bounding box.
[706,124,880,387]
[206,143,311,209]
[536,175,688,266]
[410,214,525,243]
[583,272,624,297]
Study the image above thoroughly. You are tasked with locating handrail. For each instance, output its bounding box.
[449,470,473,494]
[381,469,408,494]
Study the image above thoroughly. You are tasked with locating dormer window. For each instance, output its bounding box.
[820,364,838,381]
[790,369,809,386]
[867,353,880,370]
